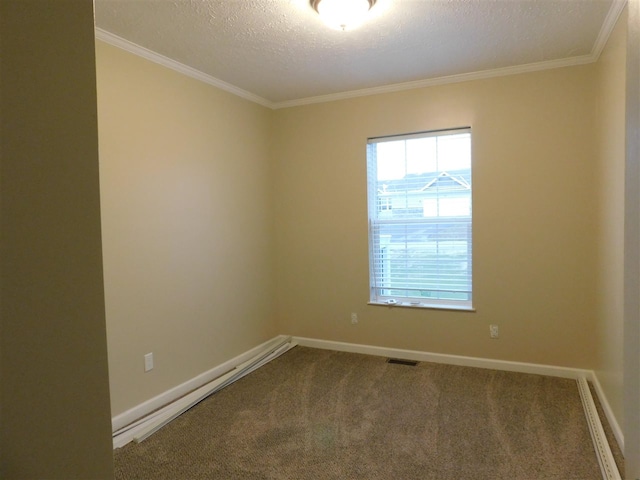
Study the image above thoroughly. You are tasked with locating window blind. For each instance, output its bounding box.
[367,128,472,308]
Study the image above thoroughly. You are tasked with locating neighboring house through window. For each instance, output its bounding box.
[367,128,473,309]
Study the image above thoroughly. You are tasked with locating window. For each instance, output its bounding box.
[367,128,472,309]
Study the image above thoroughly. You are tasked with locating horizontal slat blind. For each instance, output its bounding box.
[367,128,472,307]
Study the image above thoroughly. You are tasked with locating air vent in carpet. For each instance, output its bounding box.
[387,358,419,366]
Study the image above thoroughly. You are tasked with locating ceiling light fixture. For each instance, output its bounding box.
[310,0,377,31]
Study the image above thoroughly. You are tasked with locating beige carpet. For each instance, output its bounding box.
[114,346,610,479]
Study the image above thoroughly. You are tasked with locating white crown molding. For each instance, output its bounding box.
[273,0,627,109]
[272,55,595,109]
[96,0,626,110]
[591,0,628,61]
[94,28,274,109]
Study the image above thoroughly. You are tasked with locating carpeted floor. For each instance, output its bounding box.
[114,346,611,479]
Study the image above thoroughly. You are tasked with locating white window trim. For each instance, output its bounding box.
[367,127,473,311]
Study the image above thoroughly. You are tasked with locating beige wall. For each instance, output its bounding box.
[0,2,630,474]
[272,66,599,368]
[594,7,627,434]
[96,42,277,415]
[1,1,114,477]
[624,0,640,473]
[97,11,628,434]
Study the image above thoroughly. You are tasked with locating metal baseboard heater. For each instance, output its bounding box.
[112,336,296,445]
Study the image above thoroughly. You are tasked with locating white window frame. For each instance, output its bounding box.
[367,127,473,310]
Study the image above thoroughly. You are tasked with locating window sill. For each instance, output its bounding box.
[368,301,476,312]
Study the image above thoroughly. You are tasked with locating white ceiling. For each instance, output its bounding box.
[94,0,625,108]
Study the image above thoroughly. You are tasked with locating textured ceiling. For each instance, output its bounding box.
[94,0,623,107]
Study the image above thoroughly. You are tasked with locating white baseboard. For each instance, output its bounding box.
[293,336,625,454]
[112,337,296,448]
[578,377,622,480]
[590,373,625,452]
[293,336,592,379]
[111,334,289,435]
[112,333,624,459]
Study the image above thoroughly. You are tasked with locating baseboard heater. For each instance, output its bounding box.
[112,336,296,445]
[577,377,622,480]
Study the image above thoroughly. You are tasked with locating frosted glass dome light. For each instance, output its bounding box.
[311,0,377,31]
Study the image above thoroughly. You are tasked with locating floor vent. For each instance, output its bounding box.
[387,358,419,366]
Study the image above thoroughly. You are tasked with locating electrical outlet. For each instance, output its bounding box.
[351,312,358,324]
[144,352,154,372]
[489,324,499,339]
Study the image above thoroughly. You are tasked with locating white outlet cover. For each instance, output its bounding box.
[489,325,499,338]
[144,352,154,372]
